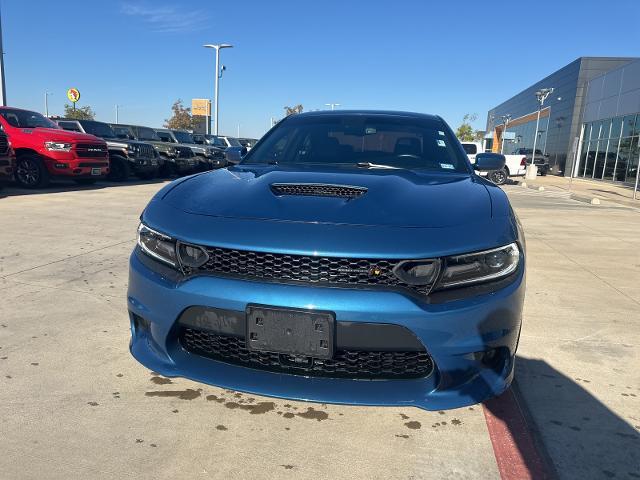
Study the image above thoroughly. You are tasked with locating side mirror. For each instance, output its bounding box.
[224,147,244,164]
[474,153,506,171]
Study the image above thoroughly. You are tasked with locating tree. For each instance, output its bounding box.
[63,104,95,120]
[284,104,303,116]
[164,99,196,130]
[455,113,478,142]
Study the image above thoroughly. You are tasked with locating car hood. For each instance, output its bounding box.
[161,165,493,228]
[21,127,103,143]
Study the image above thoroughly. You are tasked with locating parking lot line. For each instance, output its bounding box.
[483,387,552,480]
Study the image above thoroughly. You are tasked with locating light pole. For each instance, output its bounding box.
[532,88,553,166]
[203,43,233,136]
[115,104,122,123]
[500,114,511,154]
[325,103,340,110]
[44,92,53,117]
[0,6,6,106]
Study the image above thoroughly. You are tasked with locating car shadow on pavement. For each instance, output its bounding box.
[0,178,171,198]
[486,357,639,479]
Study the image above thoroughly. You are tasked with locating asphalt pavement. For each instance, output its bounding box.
[0,180,638,479]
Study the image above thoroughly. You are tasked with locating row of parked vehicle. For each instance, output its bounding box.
[0,106,258,189]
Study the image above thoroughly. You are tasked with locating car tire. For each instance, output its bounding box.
[136,169,157,180]
[108,155,130,182]
[488,167,508,185]
[539,169,548,176]
[158,158,175,178]
[15,153,50,189]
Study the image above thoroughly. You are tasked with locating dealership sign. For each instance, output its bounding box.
[66,88,81,104]
[192,98,211,117]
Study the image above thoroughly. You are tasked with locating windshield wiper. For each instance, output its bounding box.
[356,162,401,169]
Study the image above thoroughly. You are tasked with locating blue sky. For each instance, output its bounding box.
[3,0,640,138]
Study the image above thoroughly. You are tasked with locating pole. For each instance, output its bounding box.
[0,6,6,106]
[500,116,510,154]
[532,108,541,165]
[214,47,220,135]
[45,93,49,117]
[634,148,640,200]
[115,104,119,123]
[237,124,240,137]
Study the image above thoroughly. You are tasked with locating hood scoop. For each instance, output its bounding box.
[270,183,367,199]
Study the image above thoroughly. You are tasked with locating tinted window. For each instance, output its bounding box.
[462,143,477,154]
[0,108,59,129]
[79,120,117,139]
[173,131,194,143]
[156,132,174,143]
[58,121,81,132]
[244,115,470,173]
[113,126,133,139]
[137,127,159,141]
[226,137,242,147]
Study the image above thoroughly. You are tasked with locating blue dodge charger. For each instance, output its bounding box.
[128,111,525,410]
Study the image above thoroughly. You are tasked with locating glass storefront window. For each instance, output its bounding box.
[621,115,636,137]
[610,117,623,139]
[599,119,611,139]
[602,137,618,180]
[626,137,639,184]
[593,140,606,178]
[583,141,596,177]
[615,137,632,182]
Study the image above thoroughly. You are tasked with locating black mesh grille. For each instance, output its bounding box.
[79,162,109,167]
[271,183,367,199]
[176,146,194,158]
[75,143,108,158]
[180,328,433,379]
[136,143,156,158]
[0,135,8,155]
[191,248,434,296]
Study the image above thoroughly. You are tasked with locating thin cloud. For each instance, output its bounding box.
[120,2,210,33]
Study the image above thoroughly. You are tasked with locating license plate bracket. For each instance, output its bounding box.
[246,305,334,359]
[91,167,101,176]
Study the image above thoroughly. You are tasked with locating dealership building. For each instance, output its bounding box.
[485,57,640,184]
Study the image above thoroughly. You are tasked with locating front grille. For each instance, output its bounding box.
[193,247,434,296]
[0,135,8,155]
[175,146,194,158]
[180,328,433,379]
[136,143,155,159]
[271,183,367,199]
[75,143,108,158]
[79,162,108,167]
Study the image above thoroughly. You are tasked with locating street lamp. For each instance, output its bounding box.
[500,114,511,154]
[203,43,233,136]
[44,92,53,117]
[115,104,123,123]
[325,103,340,111]
[532,88,554,166]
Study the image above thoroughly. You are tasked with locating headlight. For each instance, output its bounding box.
[137,223,209,270]
[137,223,177,267]
[127,144,138,156]
[44,141,72,152]
[438,243,520,289]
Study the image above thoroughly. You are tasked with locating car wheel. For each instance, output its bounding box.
[488,168,508,185]
[539,169,547,176]
[15,153,50,188]
[108,155,130,182]
[137,169,157,180]
[158,158,175,178]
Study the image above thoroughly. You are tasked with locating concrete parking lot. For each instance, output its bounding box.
[0,180,638,479]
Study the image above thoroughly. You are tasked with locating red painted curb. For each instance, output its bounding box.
[483,387,552,480]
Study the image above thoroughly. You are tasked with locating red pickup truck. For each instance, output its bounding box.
[0,107,109,188]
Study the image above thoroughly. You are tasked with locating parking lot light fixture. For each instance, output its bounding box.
[44,92,53,117]
[203,43,233,136]
[500,114,512,154]
[532,88,554,166]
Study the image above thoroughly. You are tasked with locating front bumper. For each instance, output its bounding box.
[128,248,525,410]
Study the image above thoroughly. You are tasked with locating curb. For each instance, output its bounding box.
[514,180,601,204]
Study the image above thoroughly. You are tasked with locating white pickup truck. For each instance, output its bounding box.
[460,141,527,185]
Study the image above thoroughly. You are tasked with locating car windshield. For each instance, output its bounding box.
[137,127,159,141]
[113,126,133,139]
[80,120,117,139]
[0,108,59,129]
[244,114,470,173]
[226,137,242,147]
[156,131,175,143]
[173,131,194,143]
[207,135,227,147]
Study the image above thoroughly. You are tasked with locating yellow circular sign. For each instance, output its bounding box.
[67,88,81,103]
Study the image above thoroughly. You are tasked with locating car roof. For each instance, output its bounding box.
[292,110,442,122]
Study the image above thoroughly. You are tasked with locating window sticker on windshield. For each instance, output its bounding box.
[437,139,446,147]
[440,163,455,169]
[438,131,445,136]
